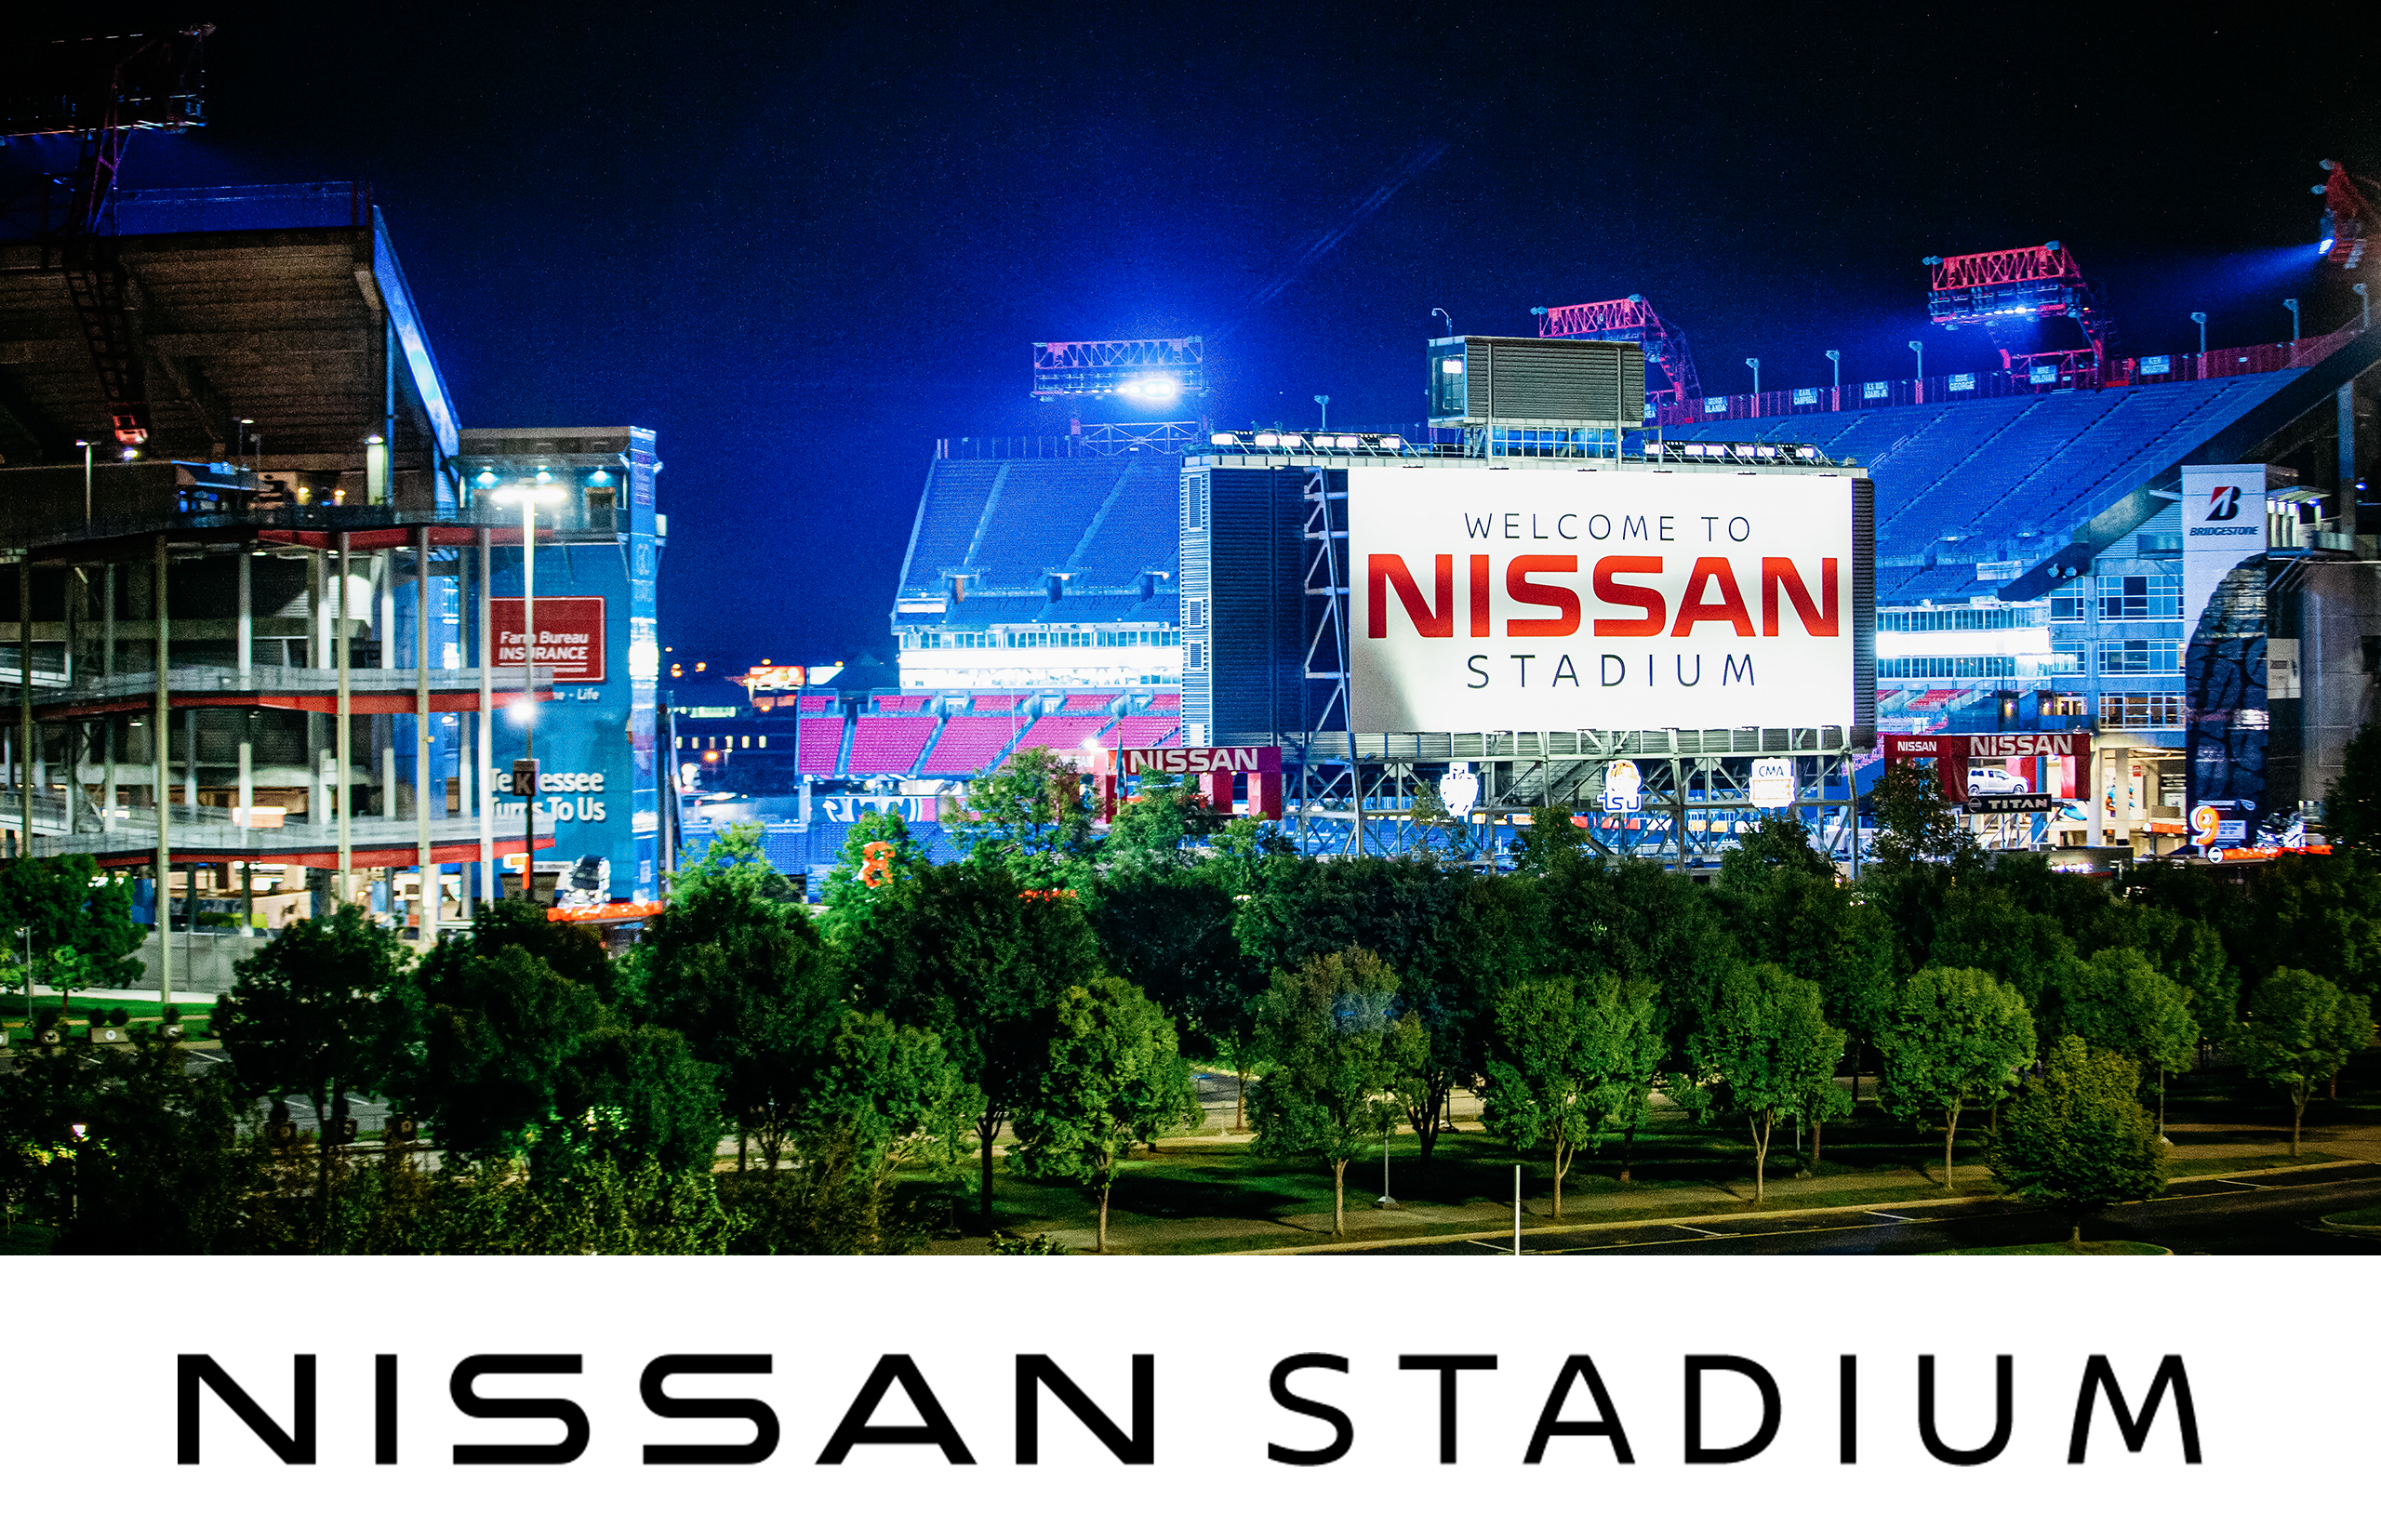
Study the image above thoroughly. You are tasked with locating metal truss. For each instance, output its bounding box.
[1077,420,1203,454]
[1031,337,1207,399]
[1536,294,1702,410]
[1923,243,2108,378]
[1277,464,1864,870]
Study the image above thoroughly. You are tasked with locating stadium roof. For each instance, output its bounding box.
[0,183,458,477]
[1669,331,2381,606]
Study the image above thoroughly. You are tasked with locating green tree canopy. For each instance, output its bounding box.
[630,871,847,1173]
[2321,720,2381,856]
[0,854,146,992]
[818,807,933,945]
[942,746,1096,886]
[411,943,603,1163]
[1083,869,1263,1126]
[454,896,618,999]
[1482,973,1661,1216]
[1876,966,2036,1192]
[214,904,420,1199]
[1675,962,1842,1204]
[1246,948,1428,1236]
[1989,1035,2167,1247]
[1010,976,1198,1252]
[2232,967,2374,1156]
[844,858,1100,1227]
[1865,760,1979,875]
[548,1021,725,1177]
[2066,946,2198,1135]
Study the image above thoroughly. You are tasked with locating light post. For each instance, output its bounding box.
[75,439,92,525]
[1825,349,1841,390]
[1430,307,1453,338]
[2357,284,2371,330]
[2283,298,2301,343]
[1314,394,1330,431]
[492,480,565,904]
[1745,357,1761,397]
[1908,339,1923,401]
[2191,312,2208,353]
[15,924,29,1019]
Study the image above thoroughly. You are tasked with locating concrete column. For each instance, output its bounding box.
[237,710,252,935]
[236,548,252,684]
[103,717,116,833]
[101,563,113,676]
[456,543,474,922]
[337,532,352,904]
[153,533,170,1005]
[415,524,435,947]
[2343,383,2360,535]
[379,551,396,816]
[2087,748,2105,847]
[182,709,196,823]
[19,555,32,856]
[2111,747,2133,847]
[477,527,494,904]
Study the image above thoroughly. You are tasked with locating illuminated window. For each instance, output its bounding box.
[2099,693,2184,728]
[2050,580,2087,621]
[1878,657,2018,679]
[2098,640,2179,674]
[2099,573,2181,619]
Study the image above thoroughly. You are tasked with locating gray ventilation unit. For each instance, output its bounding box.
[1427,335,1646,428]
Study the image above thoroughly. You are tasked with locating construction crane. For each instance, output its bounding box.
[1922,241,2109,386]
[0,25,212,447]
[1534,295,1701,411]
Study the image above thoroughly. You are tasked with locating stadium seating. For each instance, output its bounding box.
[973,460,1135,586]
[797,714,845,776]
[1094,715,1182,750]
[964,693,1027,713]
[920,715,1028,777]
[1061,693,1119,714]
[846,715,939,777]
[1068,458,1180,588]
[1004,714,1113,763]
[871,694,931,713]
[907,461,1001,580]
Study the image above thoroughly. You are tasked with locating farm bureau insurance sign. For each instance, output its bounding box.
[1346,466,1856,734]
[493,596,606,684]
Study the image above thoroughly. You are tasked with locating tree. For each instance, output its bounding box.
[1246,949,1428,1236]
[942,747,1095,886]
[2232,968,2374,1157]
[818,807,933,945]
[674,818,804,905]
[459,896,618,999]
[548,1021,725,1177]
[1876,967,2036,1192]
[2322,719,2381,856]
[2065,947,2197,1136]
[1989,1035,2167,1248]
[1097,770,1224,874]
[1482,973,1661,1216]
[844,859,1100,1228]
[631,873,847,1174]
[0,855,145,995]
[1010,976,1198,1252]
[214,904,419,1204]
[1507,800,1594,877]
[1084,869,1262,1127]
[1925,884,2078,1028]
[410,944,602,1163]
[1865,760,1979,874]
[1674,962,1841,1204]
[1719,817,1895,1101]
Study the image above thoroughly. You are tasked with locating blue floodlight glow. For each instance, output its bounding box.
[587,469,613,486]
[2320,236,2336,256]
[475,469,498,487]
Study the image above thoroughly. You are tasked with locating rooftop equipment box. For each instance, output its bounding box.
[1427,336,1647,428]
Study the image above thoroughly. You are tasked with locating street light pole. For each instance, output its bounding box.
[1908,339,1924,402]
[2191,311,2208,353]
[1430,307,1453,338]
[2283,298,2301,343]
[2357,284,2371,330]
[1745,356,1761,397]
[1314,394,1330,431]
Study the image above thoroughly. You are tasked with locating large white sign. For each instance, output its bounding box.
[2178,464,2280,650]
[1347,466,1857,733]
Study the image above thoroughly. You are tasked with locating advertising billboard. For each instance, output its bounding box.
[1346,465,1861,734]
[493,596,607,684]
[2177,463,2277,856]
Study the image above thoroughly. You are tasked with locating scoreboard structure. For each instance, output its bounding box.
[1175,434,1874,870]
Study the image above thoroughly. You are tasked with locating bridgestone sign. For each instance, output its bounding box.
[1345,465,1861,734]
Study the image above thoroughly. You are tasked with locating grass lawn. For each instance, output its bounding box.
[1,994,216,1043]
[941,1101,2024,1253]
[1938,1241,2169,1256]
[2320,1204,2381,1233]
[0,1222,58,1256]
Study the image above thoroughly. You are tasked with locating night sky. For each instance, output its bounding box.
[17,4,2379,673]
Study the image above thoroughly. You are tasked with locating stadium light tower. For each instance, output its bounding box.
[2283,298,2300,343]
[1745,357,1761,395]
[2191,312,2208,352]
[1314,394,1330,431]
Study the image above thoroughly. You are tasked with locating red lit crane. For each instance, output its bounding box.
[1922,241,2109,386]
[1535,295,1702,411]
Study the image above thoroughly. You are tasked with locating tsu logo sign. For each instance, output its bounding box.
[1602,760,1643,813]
[1438,763,1480,818]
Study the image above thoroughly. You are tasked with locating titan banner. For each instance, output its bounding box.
[1346,466,1857,733]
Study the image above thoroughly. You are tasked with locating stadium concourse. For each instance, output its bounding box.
[673,312,2380,884]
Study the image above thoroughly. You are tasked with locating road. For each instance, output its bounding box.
[1341,1165,2381,1256]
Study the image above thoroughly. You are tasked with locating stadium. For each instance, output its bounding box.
[688,221,2380,883]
